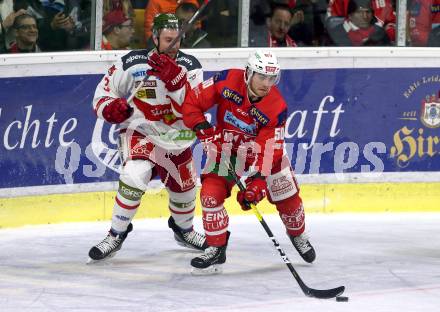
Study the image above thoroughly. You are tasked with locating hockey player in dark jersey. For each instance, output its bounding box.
[88,13,207,263]
[183,50,316,274]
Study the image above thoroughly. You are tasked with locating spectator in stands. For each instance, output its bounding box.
[326,0,395,43]
[408,0,440,46]
[328,0,390,46]
[144,0,199,42]
[31,0,91,51]
[250,3,297,47]
[203,0,238,47]
[0,0,27,52]
[175,2,210,48]
[103,0,133,18]
[102,9,134,50]
[8,13,40,52]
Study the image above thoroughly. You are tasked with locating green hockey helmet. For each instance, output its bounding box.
[152,13,180,38]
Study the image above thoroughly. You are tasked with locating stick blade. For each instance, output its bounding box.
[304,285,345,299]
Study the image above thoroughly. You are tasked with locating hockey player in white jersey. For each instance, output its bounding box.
[88,13,207,262]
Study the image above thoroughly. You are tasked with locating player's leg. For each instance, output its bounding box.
[158,148,207,250]
[88,131,154,262]
[267,166,316,263]
[191,175,231,274]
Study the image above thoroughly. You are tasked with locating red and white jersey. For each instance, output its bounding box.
[409,0,440,46]
[268,31,297,47]
[183,69,288,176]
[327,0,396,41]
[93,49,203,151]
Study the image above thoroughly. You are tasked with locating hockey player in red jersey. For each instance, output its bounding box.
[88,13,207,263]
[183,50,316,274]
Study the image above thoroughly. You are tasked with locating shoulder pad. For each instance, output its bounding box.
[176,51,202,71]
[213,70,229,82]
[277,108,288,127]
[121,49,149,71]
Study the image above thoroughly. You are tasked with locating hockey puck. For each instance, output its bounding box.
[336,296,349,302]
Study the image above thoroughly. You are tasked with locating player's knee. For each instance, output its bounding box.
[200,177,228,208]
[275,194,303,214]
[266,166,299,203]
[119,159,153,192]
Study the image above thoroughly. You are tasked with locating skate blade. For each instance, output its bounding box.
[190,264,223,275]
[86,252,116,265]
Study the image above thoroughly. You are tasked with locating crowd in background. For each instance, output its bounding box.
[1,0,440,54]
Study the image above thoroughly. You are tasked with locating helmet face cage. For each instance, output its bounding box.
[245,50,281,86]
[152,13,180,38]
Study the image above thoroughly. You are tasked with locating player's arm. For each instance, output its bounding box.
[182,76,218,130]
[92,59,133,124]
[164,56,203,118]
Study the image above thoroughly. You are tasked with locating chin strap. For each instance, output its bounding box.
[247,85,262,103]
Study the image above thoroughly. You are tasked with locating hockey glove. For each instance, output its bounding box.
[102,98,133,124]
[237,177,267,211]
[147,52,187,92]
[194,122,222,154]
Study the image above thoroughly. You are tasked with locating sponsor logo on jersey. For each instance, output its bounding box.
[132,70,146,78]
[235,107,249,117]
[249,106,269,125]
[126,54,148,64]
[136,89,156,99]
[224,110,256,135]
[221,87,243,106]
[134,80,157,88]
[177,56,193,67]
[202,77,214,89]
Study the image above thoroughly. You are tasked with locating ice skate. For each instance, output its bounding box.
[87,223,133,264]
[168,216,208,251]
[190,245,227,275]
[190,232,229,275]
[289,232,316,263]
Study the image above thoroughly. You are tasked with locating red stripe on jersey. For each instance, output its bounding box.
[95,96,113,114]
[169,96,183,115]
[115,197,140,210]
[133,97,174,121]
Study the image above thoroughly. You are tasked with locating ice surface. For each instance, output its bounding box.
[1,213,440,312]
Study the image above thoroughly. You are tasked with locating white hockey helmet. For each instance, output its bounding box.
[245,50,281,86]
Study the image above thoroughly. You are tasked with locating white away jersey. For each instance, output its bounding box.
[93,49,203,151]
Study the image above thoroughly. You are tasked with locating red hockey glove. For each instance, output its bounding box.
[237,177,267,211]
[194,123,222,154]
[102,98,133,124]
[147,52,187,92]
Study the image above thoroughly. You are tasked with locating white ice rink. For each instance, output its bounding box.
[1,213,440,312]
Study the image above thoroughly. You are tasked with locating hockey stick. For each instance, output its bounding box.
[127,0,212,103]
[227,166,345,299]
